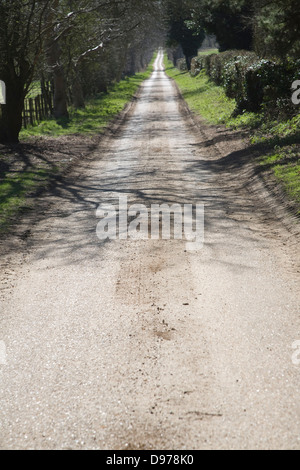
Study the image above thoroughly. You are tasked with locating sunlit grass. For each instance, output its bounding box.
[197,48,219,56]
[164,58,237,124]
[260,146,300,211]
[20,64,154,139]
[274,164,300,208]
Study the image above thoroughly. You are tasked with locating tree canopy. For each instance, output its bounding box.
[0,0,299,143]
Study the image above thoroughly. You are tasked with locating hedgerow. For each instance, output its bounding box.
[190,52,300,116]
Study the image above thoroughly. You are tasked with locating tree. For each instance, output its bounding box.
[164,0,205,70]
[253,0,300,59]
[0,0,162,143]
[59,0,162,106]
[186,0,254,52]
[0,0,56,143]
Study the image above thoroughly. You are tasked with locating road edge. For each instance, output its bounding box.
[167,73,300,239]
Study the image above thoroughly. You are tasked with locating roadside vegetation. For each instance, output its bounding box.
[0,61,155,232]
[21,64,154,139]
[164,53,300,214]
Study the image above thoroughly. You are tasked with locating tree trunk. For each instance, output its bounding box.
[127,49,136,76]
[185,55,192,71]
[72,73,85,109]
[53,70,69,118]
[46,39,69,119]
[117,47,129,82]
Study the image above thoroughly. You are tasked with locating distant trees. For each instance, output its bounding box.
[163,0,254,68]
[178,0,253,53]
[198,0,253,52]
[164,0,205,70]
[164,0,300,63]
[167,17,204,70]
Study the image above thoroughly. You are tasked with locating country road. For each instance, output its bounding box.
[0,50,299,450]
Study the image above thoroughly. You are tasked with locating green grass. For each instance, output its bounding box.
[274,164,300,205]
[197,48,219,56]
[0,167,59,230]
[164,60,235,124]
[251,114,300,146]
[253,117,300,212]
[164,56,262,128]
[164,55,300,213]
[260,145,300,211]
[20,62,155,139]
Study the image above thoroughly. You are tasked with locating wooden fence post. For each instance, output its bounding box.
[22,81,54,128]
[29,98,34,126]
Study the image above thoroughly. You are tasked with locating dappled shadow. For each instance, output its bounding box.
[2,64,295,270]
[0,136,99,215]
[17,130,280,271]
[180,87,211,98]
[55,117,71,129]
[190,129,249,149]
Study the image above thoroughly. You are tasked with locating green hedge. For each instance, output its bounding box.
[190,51,300,115]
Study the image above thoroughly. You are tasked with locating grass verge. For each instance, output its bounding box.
[164,55,300,214]
[20,63,154,139]
[197,48,219,56]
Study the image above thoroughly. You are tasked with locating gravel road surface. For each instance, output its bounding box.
[0,51,299,450]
